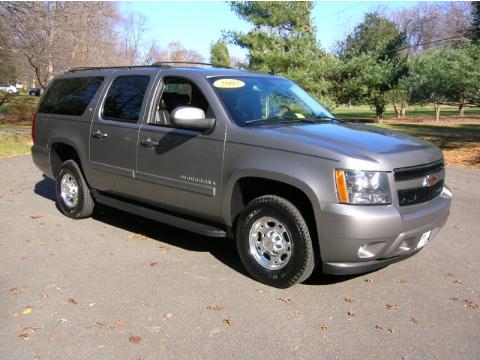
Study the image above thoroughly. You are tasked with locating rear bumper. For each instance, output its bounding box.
[31,144,52,178]
[318,185,452,275]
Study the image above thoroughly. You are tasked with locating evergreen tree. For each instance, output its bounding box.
[227,1,335,105]
[337,12,408,121]
[210,40,230,67]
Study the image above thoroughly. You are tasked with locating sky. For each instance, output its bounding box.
[120,1,420,60]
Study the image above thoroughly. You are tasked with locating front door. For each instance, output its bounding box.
[89,73,154,196]
[135,76,226,221]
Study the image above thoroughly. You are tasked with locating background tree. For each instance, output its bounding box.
[0,2,121,89]
[409,49,458,123]
[0,22,17,83]
[471,1,480,44]
[390,2,473,53]
[336,12,408,121]
[226,1,336,105]
[210,40,230,67]
[144,41,204,65]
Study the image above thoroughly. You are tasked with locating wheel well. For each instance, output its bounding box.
[50,143,82,177]
[231,177,318,249]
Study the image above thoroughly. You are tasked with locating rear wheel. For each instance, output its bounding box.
[56,160,94,219]
[235,195,315,288]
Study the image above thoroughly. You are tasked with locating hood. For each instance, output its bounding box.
[233,122,443,170]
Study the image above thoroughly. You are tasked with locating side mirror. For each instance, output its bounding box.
[171,106,214,132]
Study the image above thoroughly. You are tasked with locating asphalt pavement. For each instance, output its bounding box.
[0,155,479,360]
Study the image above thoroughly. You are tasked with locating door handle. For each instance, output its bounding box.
[141,137,160,148]
[92,130,108,139]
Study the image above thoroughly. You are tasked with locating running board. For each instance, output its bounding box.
[92,191,226,238]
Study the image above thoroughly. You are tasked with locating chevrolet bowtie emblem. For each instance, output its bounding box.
[423,174,439,187]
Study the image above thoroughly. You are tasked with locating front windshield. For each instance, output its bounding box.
[208,76,334,126]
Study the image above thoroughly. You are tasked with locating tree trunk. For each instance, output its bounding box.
[434,104,441,123]
[458,103,465,117]
[393,103,400,118]
[400,103,407,118]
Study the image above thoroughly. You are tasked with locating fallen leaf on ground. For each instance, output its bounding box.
[319,325,328,331]
[442,272,454,277]
[47,332,55,341]
[450,297,460,302]
[67,298,78,305]
[129,335,142,344]
[18,327,39,341]
[255,288,264,293]
[464,299,479,310]
[385,304,399,310]
[57,318,67,322]
[155,272,165,279]
[40,293,49,299]
[30,215,42,219]
[110,320,126,329]
[290,311,303,318]
[33,355,40,360]
[145,326,161,333]
[19,332,30,341]
[453,279,464,284]
[9,288,23,295]
[399,278,408,284]
[149,262,159,267]
[278,297,293,304]
[131,233,149,240]
[223,317,234,326]
[375,325,384,330]
[56,236,64,242]
[347,310,356,317]
[410,317,422,324]
[39,241,48,246]
[209,328,222,337]
[96,319,125,329]
[344,297,355,303]
[163,313,172,320]
[22,306,32,315]
[364,278,373,283]
[207,305,223,312]
[21,256,28,260]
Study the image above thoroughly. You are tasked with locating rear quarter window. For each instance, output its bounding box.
[102,76,150,123]
[38,77,104,116]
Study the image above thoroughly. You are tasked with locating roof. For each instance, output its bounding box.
[65,63,275,78]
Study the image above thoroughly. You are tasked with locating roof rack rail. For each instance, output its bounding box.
[68,62,232,73]
[151,61,232,69]
[67,64,172,73]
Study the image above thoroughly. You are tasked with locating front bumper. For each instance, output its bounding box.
[318,185,452,275]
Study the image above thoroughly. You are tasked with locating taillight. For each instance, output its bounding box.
[31,112,36,143]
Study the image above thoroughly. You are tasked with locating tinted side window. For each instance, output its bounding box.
[38,77,104,116]
[103,76,150,123]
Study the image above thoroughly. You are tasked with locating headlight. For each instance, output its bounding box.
[335,169,391,205]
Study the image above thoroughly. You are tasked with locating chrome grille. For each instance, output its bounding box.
[394,161,445,206]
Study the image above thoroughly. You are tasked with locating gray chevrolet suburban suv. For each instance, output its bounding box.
[31,63,452,288]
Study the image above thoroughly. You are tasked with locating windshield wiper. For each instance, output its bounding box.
[244,116,286,125]
[279,116,340,124]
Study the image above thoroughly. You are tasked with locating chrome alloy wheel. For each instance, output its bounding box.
[60,172,79,208]
[248,216,293,270]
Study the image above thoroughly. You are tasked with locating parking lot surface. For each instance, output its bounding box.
[0,156,479,359]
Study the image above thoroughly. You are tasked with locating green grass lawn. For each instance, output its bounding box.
[333,104,480,120]
[0,131,32,158]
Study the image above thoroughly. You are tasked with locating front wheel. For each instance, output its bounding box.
[56,160,94,219]
[235,195,315,288]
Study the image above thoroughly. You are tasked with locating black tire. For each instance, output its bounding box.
[56,160,94,219]
[235,195,315,288]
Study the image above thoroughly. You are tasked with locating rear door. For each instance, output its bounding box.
[135,74,226,221]
[89,71,155,196]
